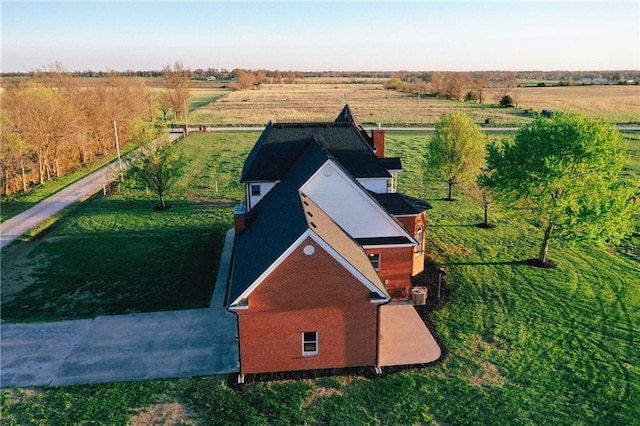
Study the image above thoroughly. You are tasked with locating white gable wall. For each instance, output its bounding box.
[301,161,411,240]
[357,178,389,194]
[246,181,278,210]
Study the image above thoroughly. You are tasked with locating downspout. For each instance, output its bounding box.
[227,307,244,384]
[225,234,244,384]
[374,296,392,375]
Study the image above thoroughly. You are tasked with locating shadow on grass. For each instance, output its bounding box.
[429,224,477,228]
[446,259,528,267]
[1,198,233,323]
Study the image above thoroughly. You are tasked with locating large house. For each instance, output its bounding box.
[227,106,441,380]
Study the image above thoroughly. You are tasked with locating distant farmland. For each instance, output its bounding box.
[186,80,640,127]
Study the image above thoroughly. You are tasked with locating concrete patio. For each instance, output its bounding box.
[378,301,441,367]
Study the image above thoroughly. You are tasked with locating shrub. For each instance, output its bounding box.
[499,95,514,108]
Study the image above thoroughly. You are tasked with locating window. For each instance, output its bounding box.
[416,226,424,256]
[251,184,261,196]
[368,253,380,271]
[302,332,318,356]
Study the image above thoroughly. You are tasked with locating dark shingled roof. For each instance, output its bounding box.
[241,105,390,182]
[380,157,402,171]
[229,143,329,304]
[370,192,433,216]
[229,142,390,305]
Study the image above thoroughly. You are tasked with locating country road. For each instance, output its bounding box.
[0,133,182,249]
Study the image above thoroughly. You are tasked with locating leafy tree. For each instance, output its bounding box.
[128,134,183,210]
[426,112,486,201]
[156,90,173,122]
[483,113,637,266]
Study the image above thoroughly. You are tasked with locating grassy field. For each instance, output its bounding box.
[0,132,258,321]
[2,129,639,424]
[185,82,640,127]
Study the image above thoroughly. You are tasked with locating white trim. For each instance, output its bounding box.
[228,304,249,312]
[361,243,415,249]
[302,331,318,356]
[229,231,311,307]
[228,229,390,308]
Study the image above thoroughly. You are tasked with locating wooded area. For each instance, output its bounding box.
[0,71,152,195]
[0,62,196,196]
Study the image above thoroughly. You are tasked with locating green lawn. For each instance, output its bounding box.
[0,132,259,322]
[2,131,639,425]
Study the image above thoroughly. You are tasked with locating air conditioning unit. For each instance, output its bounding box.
[411,286,428,305]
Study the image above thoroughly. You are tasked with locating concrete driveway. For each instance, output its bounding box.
[0,230,239,388]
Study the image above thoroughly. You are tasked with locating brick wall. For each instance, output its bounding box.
[364,246,413,299]
[237,237,379,374]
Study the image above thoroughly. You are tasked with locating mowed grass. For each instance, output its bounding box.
[2,131,639,424]
[185,81,640,127]
[0,132,258,322]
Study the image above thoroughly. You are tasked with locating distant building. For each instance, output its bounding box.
[227,105,441,381]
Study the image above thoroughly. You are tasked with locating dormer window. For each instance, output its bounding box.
[251,184,261,196]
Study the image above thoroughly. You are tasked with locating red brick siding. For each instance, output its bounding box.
[237,238,378,374]
[364,246,412,299]
[372,129,385,158]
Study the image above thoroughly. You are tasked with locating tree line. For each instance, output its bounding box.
[0,62,192,196]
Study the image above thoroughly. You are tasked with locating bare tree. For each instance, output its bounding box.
[163,61,191,118]
[0,70,152,195]
[473,72,489,104]
[445,73,472,101]
[493,78,517,105]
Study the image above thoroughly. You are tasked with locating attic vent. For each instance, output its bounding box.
[303,245,315,256]
[323,165,334,177]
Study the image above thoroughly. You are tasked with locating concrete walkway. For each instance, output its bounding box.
[0,229,239,388]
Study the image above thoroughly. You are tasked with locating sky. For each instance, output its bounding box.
[1,1,639,73]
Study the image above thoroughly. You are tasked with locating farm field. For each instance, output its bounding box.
[2,130,639,425]
[186,81,640,127]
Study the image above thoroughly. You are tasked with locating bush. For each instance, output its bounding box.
[499,95,514,108]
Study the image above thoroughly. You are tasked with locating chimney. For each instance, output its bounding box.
[372,125,385,158]
[234,204,246,235]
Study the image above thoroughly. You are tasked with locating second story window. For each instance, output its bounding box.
[251,184,261,196]
[368,253,380,271]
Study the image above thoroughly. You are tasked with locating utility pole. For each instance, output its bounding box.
[113,120,124,182]
[184,100,189,136]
